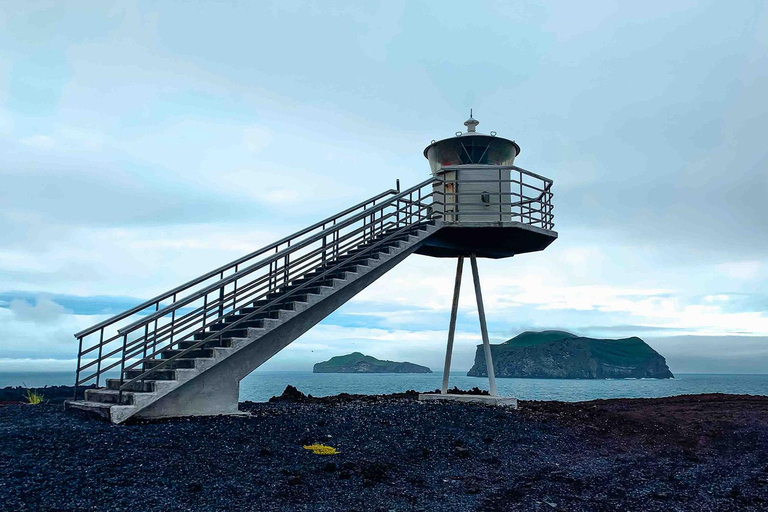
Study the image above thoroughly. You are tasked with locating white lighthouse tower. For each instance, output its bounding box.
[417,113,557,404]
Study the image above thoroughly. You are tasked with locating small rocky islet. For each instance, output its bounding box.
[313,352,432,374]
[468,330,674,379]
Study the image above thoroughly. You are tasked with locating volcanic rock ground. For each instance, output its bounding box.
[1,388,767,511]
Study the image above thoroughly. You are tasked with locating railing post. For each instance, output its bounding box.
[202,294,208,330]
[333,219,338,259]
[284,239,290,287]
[499,168,503,222]
[95,328,104,388]
[218,271,225,318]
[170,293,177,345]
[153,302,159,355]
[322,223,327,266]
[233,264,238,311]
[118,333,128,403]
[73,336,83,400]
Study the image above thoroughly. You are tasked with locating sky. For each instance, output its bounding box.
[0,1,766,375]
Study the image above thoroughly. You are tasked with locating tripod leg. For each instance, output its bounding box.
[470,254,498,396]
[441,257,464,394]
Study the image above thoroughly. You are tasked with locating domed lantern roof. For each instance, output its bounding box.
[423,112,521,174]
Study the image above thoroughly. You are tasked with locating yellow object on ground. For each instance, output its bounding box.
[303,444,339,455]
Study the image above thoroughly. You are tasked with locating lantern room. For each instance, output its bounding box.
[424,114,521,223]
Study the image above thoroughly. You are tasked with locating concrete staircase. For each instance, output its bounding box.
[67,222,440,423]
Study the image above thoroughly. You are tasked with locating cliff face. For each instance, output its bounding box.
[467,331,674,379]
[314,352,432,374]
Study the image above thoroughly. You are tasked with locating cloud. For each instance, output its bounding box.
[9,296,69,323]
[243,126,273,154]
[20,135,55,149]
[717,261,764,281]
[0,1,766,374]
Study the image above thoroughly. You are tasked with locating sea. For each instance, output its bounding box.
[2,371,768,403]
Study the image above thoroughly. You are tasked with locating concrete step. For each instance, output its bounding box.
[124,368,176,381]
[65,400,122,421]
[85,388,147,405]
[142,358,196,370]
[266,286,325,301]
[106,378,155,392]
[161,348,216,359]
[245,296,310,312]
[193,322,263,339]
[179,337,234,349]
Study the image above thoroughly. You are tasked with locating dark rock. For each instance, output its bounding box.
[287,475,302,486]
[323,462,337,473]
[338,471,352,480]
[269,385,307,403]
[361,462,388,482]
[454,446,471,459]
[408,476,426,487]
[186,482,202,493]
[0,384,96,405]
[258,448,272,457]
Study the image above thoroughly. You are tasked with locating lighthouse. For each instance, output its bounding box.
[417,113,557,404]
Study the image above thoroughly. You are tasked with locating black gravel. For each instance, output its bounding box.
[1,388,767,511]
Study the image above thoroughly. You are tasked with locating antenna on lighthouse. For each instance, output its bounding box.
[464,109,479,133]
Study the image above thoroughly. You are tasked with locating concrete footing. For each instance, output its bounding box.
[418,393,518,408]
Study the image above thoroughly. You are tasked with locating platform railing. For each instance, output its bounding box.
[73,178,437,399]
[433,165,554,229]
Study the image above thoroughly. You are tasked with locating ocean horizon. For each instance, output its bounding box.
[3,370,768,403]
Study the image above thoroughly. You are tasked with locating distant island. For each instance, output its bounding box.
[314,352,432,374]
[467,330,674,379]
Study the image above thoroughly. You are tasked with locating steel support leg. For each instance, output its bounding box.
[470,254,498,396]
[441,257,464,394]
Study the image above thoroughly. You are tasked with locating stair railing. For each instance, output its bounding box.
[73,178,438,399]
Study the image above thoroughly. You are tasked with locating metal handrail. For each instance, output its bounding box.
[73,188,398,339]
[118,204,434,391]
[73,178,438,397]
[73,169,555,399]
[116,177,435,336]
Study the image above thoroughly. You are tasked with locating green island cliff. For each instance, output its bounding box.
[467,331,674,379]
[314,352,432,374]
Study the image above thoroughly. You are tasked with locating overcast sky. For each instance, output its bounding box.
[0,1,766,375]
